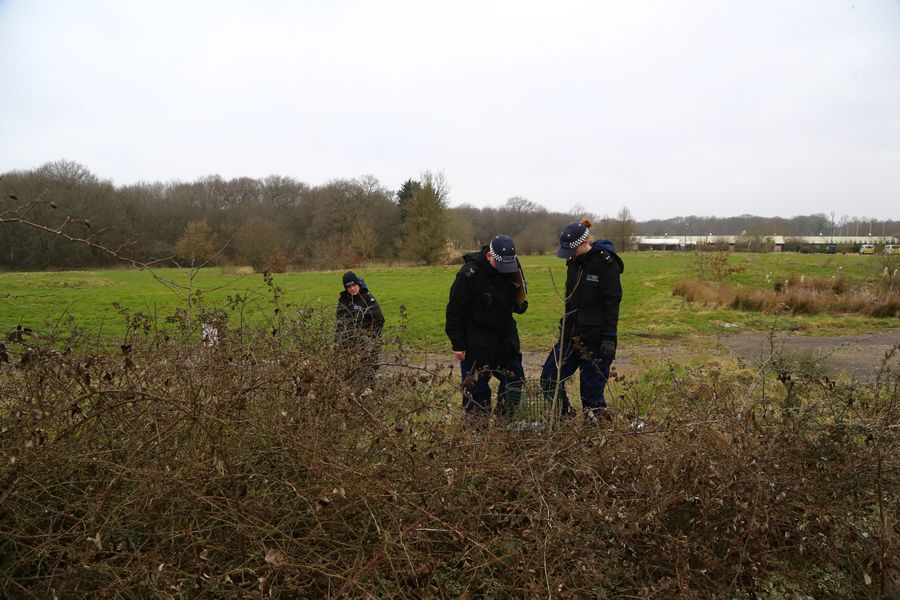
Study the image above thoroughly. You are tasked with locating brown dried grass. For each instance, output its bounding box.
[773,274,850,295]
[674,278,900,318]
[1,310,898,598]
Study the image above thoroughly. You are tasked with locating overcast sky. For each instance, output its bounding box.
[1,1,898,220]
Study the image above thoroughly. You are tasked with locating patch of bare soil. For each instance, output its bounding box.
[714,330,899,380]
[590,331,898,380]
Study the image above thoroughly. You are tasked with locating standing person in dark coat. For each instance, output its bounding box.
[541,218,624,422]
[336,271,385,385]
[445,235,528,419]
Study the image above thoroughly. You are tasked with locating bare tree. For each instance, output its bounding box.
[601,207,638,251]
[234,220,283,271]
[351,218,380,260]
[505,196,545,214]
[568,203,598,223]
[445,209,477,252]
[175,220,217,266]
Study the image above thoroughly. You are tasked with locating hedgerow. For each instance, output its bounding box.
[1,305,897,598]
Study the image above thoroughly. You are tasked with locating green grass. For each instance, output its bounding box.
[0,252,896,350]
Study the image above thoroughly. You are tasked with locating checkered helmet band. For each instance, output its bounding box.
[563,227,590,249]
[489,237,517,263]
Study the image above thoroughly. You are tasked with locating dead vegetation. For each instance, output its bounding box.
[674,275,900,318]
[678,250,900,318]
[1,305,898,598]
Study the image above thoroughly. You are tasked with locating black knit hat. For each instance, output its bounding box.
[342,271,359,288]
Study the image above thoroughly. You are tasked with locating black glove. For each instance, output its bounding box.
[599,338,617,360]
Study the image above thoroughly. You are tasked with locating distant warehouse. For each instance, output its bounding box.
[638,237,685,251]
[634,235,899,252]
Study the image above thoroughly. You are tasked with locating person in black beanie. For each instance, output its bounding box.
[445,235,528,420]
[541,218,623,422]
[336,271,385,386]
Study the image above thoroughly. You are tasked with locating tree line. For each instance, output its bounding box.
[1,160,896,271]
[642,214,899,239]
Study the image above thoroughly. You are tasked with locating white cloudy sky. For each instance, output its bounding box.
[1,0,898,220]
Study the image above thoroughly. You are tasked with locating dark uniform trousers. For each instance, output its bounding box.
[460,352,525,416]
[540,342,610,416]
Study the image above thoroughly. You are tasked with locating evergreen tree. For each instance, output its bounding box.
[401,173,449,265]
[396,179,422,224]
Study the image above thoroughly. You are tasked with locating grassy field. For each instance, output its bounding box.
[1,251,896,349]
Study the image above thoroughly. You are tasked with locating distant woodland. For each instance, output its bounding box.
[1,160,897,270]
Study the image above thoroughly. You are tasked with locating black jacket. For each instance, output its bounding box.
[445,248,528,365]
[335,286,385,345]
[563,240,624,350]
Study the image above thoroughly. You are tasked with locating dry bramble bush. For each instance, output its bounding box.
[0,299,898,599]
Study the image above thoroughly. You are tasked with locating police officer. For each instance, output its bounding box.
[541,218,623,421]
[336,271,385,385]
[445,235,528,418]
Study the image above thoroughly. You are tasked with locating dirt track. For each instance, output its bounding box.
[509,330,900,381]
[607,331,900,381]
[419,330,899,383]
[714,331,899,379]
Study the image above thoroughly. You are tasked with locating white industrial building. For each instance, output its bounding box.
[634,234,898,252]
